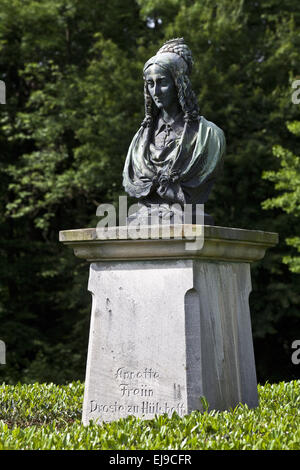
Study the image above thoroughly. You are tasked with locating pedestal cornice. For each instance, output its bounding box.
[59,225,278,263]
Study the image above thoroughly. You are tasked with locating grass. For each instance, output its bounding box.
[0,380,299,450]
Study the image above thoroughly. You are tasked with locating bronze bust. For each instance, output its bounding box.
[122,38,225,225]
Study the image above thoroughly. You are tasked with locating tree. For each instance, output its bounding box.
[0,0,152,382]
[263,120,300,273]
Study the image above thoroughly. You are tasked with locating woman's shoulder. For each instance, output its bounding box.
[198,115,226,144]
[198,115,223,132]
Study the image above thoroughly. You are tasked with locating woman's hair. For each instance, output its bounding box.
[142,38,199,128]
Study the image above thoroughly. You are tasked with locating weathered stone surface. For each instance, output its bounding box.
[59,224,278,263]
[59,225,278,423]
[84,260,192,423]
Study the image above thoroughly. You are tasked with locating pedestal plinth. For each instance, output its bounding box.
[59,225,278,424]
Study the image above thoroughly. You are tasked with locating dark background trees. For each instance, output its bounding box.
[0,0,299,383]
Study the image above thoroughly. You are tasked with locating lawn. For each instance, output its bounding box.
[0,380,299,450]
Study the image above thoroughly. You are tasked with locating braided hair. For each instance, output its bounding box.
[142,38,199,128]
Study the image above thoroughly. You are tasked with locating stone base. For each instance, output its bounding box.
[59,225,278,424]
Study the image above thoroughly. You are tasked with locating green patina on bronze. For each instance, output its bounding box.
[122,38,226,224]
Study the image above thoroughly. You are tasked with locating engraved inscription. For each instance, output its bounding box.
[90,400,185,416]
[114,366,159,380]
[89,366,186,418]
[119,383,154,397]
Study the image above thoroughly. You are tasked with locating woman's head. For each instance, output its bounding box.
[142,38,199,126]
[144,63,178,112]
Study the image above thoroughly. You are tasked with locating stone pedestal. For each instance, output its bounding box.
[59,225,278,424]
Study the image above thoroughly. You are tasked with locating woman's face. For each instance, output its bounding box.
[144,64,178,111]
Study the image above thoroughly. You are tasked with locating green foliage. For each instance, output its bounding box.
[0,381,83,428]
[0,381,299,449]
[0,0,151,385]
[263,121,300,272]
